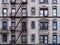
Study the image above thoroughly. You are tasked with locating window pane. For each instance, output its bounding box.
[2,21,7,30]
[21,35,27,43]
[21,8,27,16]
[11,22,15,27]
[11,8,15,16]
[53,21,57,30]
[53,8,57,16]
[2,34,7,42]
[53,35,57,44]
[40,36,43,42]
[3,8,8,16]
[40,22,48,30]
[40,8,48,17]
[40,10,43,16]
[52,0,57,3]
[44,10,48,16]
[31,21,35,29]
[12,0,15,2]
[3,0,8,3]
[31,0,35,2]
[12,8,15,13]
[11,35,15,40]
[31,7,35,15]
[31,34,35,42]
[40,0,44,2]
[22,0,27,2]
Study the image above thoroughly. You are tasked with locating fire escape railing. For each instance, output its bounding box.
[10,0,27,45]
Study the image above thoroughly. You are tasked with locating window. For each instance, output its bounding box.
[52,35,57,44]
[39,0,48,4]
[2,21,7,30]
[3,0,8,3]
[31,7,35,15]
[40,22,48,30]
[39,35,48,43]
[21,35,27,43]
[31,34,35,42]
[22,22,27,30]
[52,0,57,4]
[3,8,8,16]
[2,34,7,42]
[11,8,16,16]
[31,0,35,2]
[11,22,15,30]
[22,0,27,2]
[52,8,57,16]
[52,21,57,30]
[11,35,15,40]
[21,8,27,16]
[40,8,48,17]
[31,21,35,29]
[12,0,16,2]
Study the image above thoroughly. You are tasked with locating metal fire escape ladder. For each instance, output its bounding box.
[10,0,27,44]
[10,2,23,45]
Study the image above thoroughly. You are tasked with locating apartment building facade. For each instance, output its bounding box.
[0,0,60,45]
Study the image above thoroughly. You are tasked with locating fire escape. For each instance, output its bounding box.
[10,0,27,45]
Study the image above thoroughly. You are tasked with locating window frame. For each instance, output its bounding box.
[52,21,57,30]
[31,21,35,29]
[21,7,27,16]
[52,0,57,4]
[31,7,35,15]
[40,8,48,17]
[31,0,35,2]
[39,35,48,44]
[2,34,7,42]
[11,21,16,30]
[3,8,8,16]
[11,8,16,16]
[39,0,48,4]
[11,35,16,40]
[2,21,7,30]
[2,0,9,4]
[52,35,57,44]
[22,22,27,30]
[21,35,27,43]
[40,22,48,30]
[52,8,57,17]
[31,34,35,42]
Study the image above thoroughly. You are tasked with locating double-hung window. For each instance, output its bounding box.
[21,7,27,16]
[11,8,16,16]
[52,21,57,30]
[31,34,35,42]
[52,0,57,4]
[2,34,7,42]
[52,8,57,16]
[39,0,48,4]
[21,35,27,43]
[40,8,48,17]
[40,22,48,30]
[11,22,15,30]
[2,21,7,30]
[31,7,35,15]
[3,8,8,16]
[3,0,8,3]
[52,35,57,44]
[39,35,48,44]
[31,21,35,29]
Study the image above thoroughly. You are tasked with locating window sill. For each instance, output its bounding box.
[52,3,57,4]
[2,3,9,4]
[39,2,49,4]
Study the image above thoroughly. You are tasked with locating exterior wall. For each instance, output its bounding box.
[0,0,60,45]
